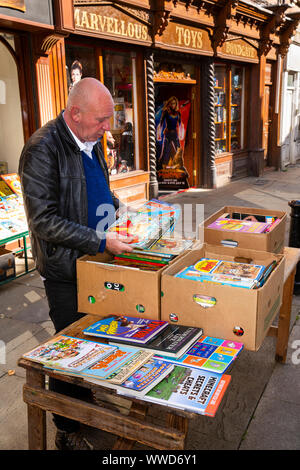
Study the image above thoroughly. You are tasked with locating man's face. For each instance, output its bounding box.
[71,69,82,84]
[76,98,114,142]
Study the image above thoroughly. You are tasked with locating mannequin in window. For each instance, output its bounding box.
[120,122,134,171]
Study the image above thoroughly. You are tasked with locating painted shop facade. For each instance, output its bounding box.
[0,0,299,204]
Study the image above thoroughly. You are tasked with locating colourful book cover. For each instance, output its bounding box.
[83,315,169,344]
[154,336,244,374]
[145,365,231,417]
[207,217,271,233]
[117,357,174,396]
[22,335,117,372]
[0,173,22,197]
[147,237,195,257]
[0,180,14,197]
[79,345,146,380]
[107,349,154,384]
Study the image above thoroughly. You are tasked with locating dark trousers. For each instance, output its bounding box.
[44,279,93,433]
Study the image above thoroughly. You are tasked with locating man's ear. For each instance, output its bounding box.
[70,105,81,123]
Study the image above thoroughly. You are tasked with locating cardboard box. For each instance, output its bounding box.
[160,244,285,351]
[0,247,15,281]
[200,206,287,253]
[77,251,174,320]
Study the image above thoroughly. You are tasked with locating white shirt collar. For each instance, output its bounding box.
[63,112,97,158]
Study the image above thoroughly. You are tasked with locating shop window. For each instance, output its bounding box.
[214,64,245,154]
[65,43,97,92]
[103,50,136,175]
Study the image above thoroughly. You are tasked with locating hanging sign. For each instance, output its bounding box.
[217,37,259,63]
[74,5,151,44]
[0,0,25,11]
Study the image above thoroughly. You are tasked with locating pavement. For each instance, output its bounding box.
[0,165,300,451]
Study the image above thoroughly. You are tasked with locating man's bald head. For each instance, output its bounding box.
[64,77,114,142]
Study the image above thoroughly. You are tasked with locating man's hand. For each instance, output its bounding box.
[105,232,134,255]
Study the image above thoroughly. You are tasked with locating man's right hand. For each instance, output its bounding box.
[105,232,134,255]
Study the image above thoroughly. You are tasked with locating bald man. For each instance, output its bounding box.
[19,78,133,450]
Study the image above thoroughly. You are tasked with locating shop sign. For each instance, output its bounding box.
[156,21,213,55]
[218,38,258,62]
[74,6,151,44]
[0,0,25,11]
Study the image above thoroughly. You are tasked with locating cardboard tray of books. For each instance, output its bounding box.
[200,206,287,254]
[160,244,285,351]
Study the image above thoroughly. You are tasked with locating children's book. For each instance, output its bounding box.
[109,324,203,358]
[144,366,231,417]
[175,258,266,289]
[207,217,271,233]
[106,199,180,249]
[106,349,154,384]
[76,345,149,380]
[0,180,14,197]
[22,335,117,372]
[154,336,244,374]
[115,357,175,396]
[0,173,22,197]
[145,237,195,257]
[83,315,169,344]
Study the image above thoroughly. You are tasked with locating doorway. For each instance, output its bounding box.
[0,33,24,173]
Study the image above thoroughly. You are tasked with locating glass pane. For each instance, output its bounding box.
[214,65,227,154]
[65,43,97,92]
[103,50,135,174]
[230,65,244,151]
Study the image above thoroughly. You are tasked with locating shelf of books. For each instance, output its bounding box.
[230,66,243,151]
[214,66,227,154]
[0,173,34,285]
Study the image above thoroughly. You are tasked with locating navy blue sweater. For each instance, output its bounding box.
[81,150,115,252]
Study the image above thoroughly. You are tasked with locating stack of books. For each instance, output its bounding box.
[0,173,28,240]
[22,314,242,417]
[175,257,277,289]
[207,215,281,234]
[106,199,181,250]
[112,237,196,271]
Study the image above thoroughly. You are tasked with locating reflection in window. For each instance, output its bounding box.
[103,50,135,175]
[65,43,97,92]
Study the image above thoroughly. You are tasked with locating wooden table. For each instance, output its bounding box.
[18,246,300,450]
[267,246,300,363]
[18,314,194,451]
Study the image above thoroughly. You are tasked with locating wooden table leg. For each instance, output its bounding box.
[113,402,148,450]
[275,268,296,363]
[25,369,46,450]
[166,413,189,450]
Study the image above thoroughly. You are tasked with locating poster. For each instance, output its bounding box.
[155,97,191,191]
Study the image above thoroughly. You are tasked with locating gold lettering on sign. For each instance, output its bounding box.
[74,8,149,41]
[0,0,25,11]
[176,26,203,49]
[225,41,256,59]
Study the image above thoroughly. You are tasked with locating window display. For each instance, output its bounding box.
[214,64,245,154]
[103,50,136,175]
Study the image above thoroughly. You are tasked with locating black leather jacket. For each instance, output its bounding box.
[19,111,121,282]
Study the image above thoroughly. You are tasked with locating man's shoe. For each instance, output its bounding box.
[55,429,94,450]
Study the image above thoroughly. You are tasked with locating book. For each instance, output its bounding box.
[77,344,147,380]
[207,217,271,233]
[0,173,22,197]
[109,324,203,358]
[175,258,266,289]
[107,199,180,250]
[145,237,195,257]
[144,366,231,417]
[83,315,169,344]
[115,357,174,396]
[22,335,117,372]
[106,349,154,384]
[154,336,244,374]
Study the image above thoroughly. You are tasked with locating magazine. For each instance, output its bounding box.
[154,336,244,374]
[0,173,23,197]
[22,335,117,372]
[207,217,271,233]
[109,324,203,358]
[106,199,180,250]
[175,258,266,289]
[83,315,169,344]
[144,365,231,417]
